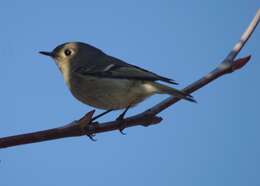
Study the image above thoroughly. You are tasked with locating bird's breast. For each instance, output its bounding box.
[66,73,157,110]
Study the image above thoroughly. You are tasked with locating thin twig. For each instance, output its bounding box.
[0,9,259,149]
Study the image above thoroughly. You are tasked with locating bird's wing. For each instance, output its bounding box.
[75,55,178,84]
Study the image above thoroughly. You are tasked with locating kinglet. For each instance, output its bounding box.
[39,42,195,124]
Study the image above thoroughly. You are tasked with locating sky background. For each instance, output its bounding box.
[0,1,259,186]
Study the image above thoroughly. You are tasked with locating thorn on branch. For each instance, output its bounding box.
[78,110,95,125]
[77,110,95,132]
[141,115,163,127]
[232,55,251,71]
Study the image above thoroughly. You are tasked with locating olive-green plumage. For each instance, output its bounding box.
[39,42,195,110]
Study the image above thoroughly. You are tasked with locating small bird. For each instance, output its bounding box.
[39,42,195,133]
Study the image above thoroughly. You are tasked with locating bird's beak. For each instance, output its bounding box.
[39,51,54,57]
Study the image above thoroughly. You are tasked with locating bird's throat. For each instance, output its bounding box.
[59,63,72,88]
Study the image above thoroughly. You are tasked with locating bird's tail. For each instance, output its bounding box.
[152,82,196,103]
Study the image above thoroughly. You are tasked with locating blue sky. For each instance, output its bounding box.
[0,1,259,186]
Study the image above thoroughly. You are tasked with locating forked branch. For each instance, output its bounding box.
[0,9,259,149]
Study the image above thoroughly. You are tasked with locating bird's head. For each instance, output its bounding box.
[39,42,102,69]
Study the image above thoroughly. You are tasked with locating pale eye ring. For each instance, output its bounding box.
[64,49,72,56]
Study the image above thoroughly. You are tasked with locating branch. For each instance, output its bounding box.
[0,9,259,149]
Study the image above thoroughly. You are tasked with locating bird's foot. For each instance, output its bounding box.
[85,121,98,141]
[116,114,127,135]
[85,110,111,141]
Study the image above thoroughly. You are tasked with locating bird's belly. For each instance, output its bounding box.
[69,76,153,110]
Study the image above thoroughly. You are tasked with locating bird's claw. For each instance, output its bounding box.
[119,128,126,135]
[115,106,130,135]
[87,133,97,141]
[116,116,127,135]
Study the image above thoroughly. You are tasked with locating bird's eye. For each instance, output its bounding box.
[64,49,72,56]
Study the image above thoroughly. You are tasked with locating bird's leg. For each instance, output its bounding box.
[91,109,113,122]
[116,106,131,135]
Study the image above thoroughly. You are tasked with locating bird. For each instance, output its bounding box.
[39,42,195,134]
